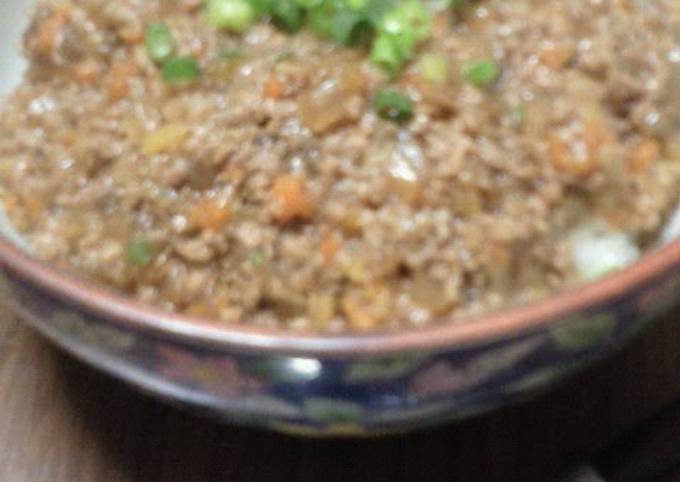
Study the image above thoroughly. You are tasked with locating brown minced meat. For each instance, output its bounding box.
[0,0,679,332]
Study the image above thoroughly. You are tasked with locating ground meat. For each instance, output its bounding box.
[0,0,678,332]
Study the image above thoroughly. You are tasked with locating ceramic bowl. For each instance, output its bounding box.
[1,0,679,436]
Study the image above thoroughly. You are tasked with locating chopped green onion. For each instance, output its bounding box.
[370,0,430,71]
[464,59,500,88]
[373,88,414,123]
[429,0,463,11]
[297,0,325,8]
[327,11,372,46]
[145,22,174,63]
[370,33,403,72]
[305,2,336,37]
[363,0,396,24]
[127,240,154,266]
[346,0,368,10]
[161,56,200,85]
[417,53,449,83]
[380,0,430,42]
[272,0,304,31]
[206,0,256,33]
[199,0,460,74]
[250,0,304,31]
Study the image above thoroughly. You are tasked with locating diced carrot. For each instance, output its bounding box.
[189,198,231,232]
[106,60,138,101]
[262,76,285,100]
[36,9,70,56]
[271,174,314,223]
[627,138,659,173]
[548,133,594,176]
[73,59,100,84]
[549,116,612,176]
[320,234,340,263]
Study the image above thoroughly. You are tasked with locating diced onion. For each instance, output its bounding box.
[570,222,640,281]
[661,205,680,245]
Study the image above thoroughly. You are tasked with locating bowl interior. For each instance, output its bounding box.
[0,0,677,354]
[0,0,29,95]
[0,0,31,251]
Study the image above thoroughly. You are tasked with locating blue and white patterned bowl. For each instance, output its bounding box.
[1,0,679,436]
[2,230,679,435]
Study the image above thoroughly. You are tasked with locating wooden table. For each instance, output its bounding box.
[1,301,680,482]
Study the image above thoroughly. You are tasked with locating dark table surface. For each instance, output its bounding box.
[2,301,680,482]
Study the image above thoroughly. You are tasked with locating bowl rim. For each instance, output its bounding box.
[0,234,678,356]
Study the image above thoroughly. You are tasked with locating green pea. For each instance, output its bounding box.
[127,240,154,266]
[464,59,500,88]
[145,22,174,63]
[373,88,414,123]
[161,56,200,85]
[206,0,256,33]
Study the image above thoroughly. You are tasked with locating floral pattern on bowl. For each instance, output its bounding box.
[2,255,678,435]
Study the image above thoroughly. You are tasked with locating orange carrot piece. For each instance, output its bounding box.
[189,199,231,231]
[271,174,314,223]
[36,9,70,55]
[262,76,285,100]
[320,235,340,263]
[106,60,138,101]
